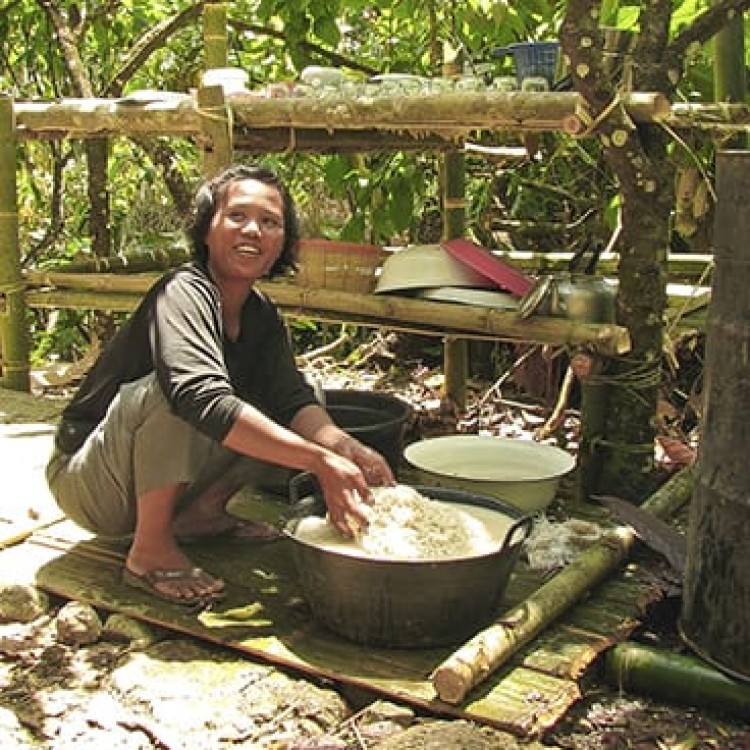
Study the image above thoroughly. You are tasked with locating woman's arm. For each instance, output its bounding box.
[221,402,382,533]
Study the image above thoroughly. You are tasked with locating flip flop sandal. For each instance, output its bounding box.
[122,566,226,607]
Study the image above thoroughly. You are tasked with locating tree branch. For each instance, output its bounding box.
[36,0,92,97]
[106,3,207,97]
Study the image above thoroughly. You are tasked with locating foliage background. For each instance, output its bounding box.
[0,0,747,369]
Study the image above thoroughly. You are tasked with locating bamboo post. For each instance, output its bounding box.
[0,95,29,392]
[197,84,233,179]
[203,2,229,69]
[198,3,232,178]
[431,466,695,704]
[441,147,468,410]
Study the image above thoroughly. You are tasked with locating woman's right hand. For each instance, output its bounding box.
[312,451,374,536]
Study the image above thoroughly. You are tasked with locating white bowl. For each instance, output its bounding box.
[375,245,496,293]
[415,286,519,309]
[403,435,575,513]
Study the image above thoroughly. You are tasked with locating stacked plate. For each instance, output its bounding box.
[374,240,532,310]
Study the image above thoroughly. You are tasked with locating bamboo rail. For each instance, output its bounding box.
[22,271,631,355]
[13,91,671,141]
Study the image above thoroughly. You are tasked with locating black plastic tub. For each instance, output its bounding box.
[284,483,532,649]
[323,389,411,472]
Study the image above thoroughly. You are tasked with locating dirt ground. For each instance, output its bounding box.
[1,385,749,749]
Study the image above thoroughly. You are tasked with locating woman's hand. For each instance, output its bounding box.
[311,450,375,536]
[331,434,395,488]
[289,403,395,534]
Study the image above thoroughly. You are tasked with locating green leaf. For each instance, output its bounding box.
[388,174,415,231]
[313,15,340,46]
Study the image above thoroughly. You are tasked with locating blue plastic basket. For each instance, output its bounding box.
[493,41,560,87]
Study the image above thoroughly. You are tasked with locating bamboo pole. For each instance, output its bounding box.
[197,84,233,178]
[13,92,674,141]
[203,2,228,70]
[0,95,29,392]
[14,98,201,138]
[605,642,750,720]
[442,147,468,409]
[227,91,669,134]
[431,467,695,705]
[22,274,632,354]
[13,96,749,144]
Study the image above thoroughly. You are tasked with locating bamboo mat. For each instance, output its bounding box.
[3,488,665,737]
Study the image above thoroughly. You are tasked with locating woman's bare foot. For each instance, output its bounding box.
[172,502,279,540]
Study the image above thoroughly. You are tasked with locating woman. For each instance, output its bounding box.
[47,163,394,606]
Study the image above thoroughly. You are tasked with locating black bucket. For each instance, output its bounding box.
[323,389,411,473]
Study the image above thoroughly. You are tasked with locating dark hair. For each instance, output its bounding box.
[186,163,299,278]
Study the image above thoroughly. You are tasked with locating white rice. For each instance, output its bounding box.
[293,485,512,561]
[357,485,496,560]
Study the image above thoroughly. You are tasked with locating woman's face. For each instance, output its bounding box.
[205,178,285,286]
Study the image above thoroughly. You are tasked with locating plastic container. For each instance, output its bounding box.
[200,67,249,94]
[493,41,560,88]
[323,389,411,473]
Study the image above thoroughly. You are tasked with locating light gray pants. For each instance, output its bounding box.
[46,373,279,537]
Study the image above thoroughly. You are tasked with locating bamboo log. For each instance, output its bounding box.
[47,245,191,273]
[430,467,695,705]
[442,148,468,409]
[234,127,461,153]
[228,90,669,135]
[21,274,632,353]
[14,98,201,138]
[13,95,750,144]
[24,289,140,313]
[13,91,671,141]
[605,642,750,720]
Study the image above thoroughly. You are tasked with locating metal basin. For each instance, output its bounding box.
[284,483,532,649]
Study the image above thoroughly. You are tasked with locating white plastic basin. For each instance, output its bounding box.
[403,435,575,513]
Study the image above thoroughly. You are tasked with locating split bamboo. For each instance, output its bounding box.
[430,466,695,705]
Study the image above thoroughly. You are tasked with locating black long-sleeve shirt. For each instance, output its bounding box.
[56,261,317,453]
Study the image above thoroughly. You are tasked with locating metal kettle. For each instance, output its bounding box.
[519,273,617,323]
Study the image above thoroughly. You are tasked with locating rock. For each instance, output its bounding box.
[102,612,159,648]
[0,617,54,655]
[370,719,525,750]
[55,601,102,645]
[0,582,50,623]
[356,700,417,745]
[359,700,415,727]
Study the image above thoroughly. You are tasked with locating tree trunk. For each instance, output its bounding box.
[561,3,672,500]
[680,150,750,681]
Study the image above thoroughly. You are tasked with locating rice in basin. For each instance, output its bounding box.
[294,484,508,560]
